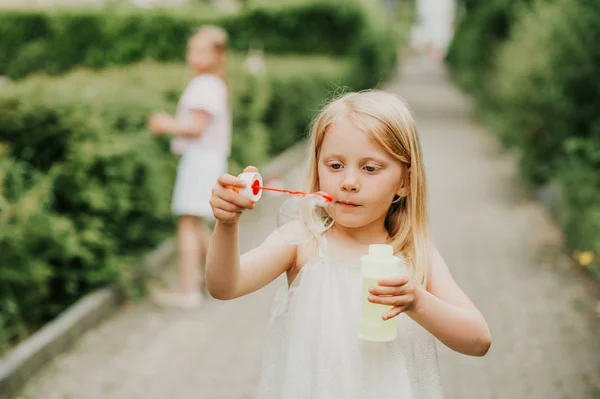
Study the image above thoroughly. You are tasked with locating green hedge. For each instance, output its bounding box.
[1,0,371,79]
[260,56,350,154]
[0,0,404,353]
[447,0,600,281]
[0,55,358,352]
[445,0,532,95]
[0,67,180,353]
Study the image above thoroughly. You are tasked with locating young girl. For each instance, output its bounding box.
[149,25,231,309]
[206,91,491,397]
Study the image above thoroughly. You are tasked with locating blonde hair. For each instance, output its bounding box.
[192,25,229,87]
[306,91,430,285]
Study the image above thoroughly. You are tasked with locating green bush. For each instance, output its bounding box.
[0,55,355,350]
[0,164,68,353]
[347,4,401,90]
[0,75,179,347]
[556,152,600,282]
[261,56,351,154]
[260,6,403,154]
[449,0,600,280]
[0,0,404,352]
[494,0,600,278]
[1,0,370,79]
[446,0,532,95]
[493,0,600,184]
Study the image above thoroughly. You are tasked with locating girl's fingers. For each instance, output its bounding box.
[222,189,256,209]
[211,168,261,222]
[213,182,256,210]
[210,197,245,214]
[368,285,401,296]
[217,173,247,189]
[377,275,409,287]
[382,306,405,321]
[212,208,241,223]
[368,294,413,307]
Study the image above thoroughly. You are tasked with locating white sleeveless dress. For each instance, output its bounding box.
[256,236,444,399]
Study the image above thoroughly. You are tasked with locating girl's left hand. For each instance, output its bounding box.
[149,112,176,134]
[368,275,421,320]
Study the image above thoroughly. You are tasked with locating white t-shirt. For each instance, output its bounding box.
[171,74,231,157]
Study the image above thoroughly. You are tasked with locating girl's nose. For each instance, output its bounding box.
[341,175,360,192]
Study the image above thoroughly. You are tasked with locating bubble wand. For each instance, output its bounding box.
[236,172,333,203]
[236,172,335,244]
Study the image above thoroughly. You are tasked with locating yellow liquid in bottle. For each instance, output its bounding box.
[359,277,397,341]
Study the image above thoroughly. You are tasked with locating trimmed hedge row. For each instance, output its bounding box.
[445,0,532,95]
[0,0,404,353]
[447,0,600,281]
[0,54,359,353]
[1,0,375,79]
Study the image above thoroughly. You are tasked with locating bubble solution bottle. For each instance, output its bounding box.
[359,244,407,342]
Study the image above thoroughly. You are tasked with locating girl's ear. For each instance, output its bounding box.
[396,167,411,198]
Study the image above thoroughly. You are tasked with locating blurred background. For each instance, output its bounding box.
[1,0,599,398]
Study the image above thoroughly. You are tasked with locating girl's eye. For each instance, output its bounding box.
[330,163,342,170]
[364,166,378,173]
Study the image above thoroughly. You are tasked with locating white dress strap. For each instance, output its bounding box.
[317,234,328,258]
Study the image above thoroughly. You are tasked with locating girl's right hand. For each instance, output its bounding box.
[210,166,258,224]
[148,112,175,135]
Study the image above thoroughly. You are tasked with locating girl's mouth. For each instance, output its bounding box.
[337,200,360,208]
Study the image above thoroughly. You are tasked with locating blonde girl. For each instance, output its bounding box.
[149,26,231,309]
[206,91,490,397]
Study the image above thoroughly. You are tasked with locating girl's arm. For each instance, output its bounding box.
[149,110,210,138]
[371,244,491,356]
[206,222,296,300]
[406,246,491,356]
[205,170,296,300]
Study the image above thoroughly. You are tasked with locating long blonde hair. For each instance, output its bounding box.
[306,91,430,286]
[192,25,229,88]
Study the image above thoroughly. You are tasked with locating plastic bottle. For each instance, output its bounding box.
[359,244,407,341]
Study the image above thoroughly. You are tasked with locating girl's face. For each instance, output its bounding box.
[186,35,221,74]
[317,117,406,231]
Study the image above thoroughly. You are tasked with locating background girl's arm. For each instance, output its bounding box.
[406,245,492,356]
[149,109,210,137]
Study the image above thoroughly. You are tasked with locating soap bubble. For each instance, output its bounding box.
[276,194,335,244]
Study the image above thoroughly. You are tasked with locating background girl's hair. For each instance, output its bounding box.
[193,25,229,88]
[305,90,430,286]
